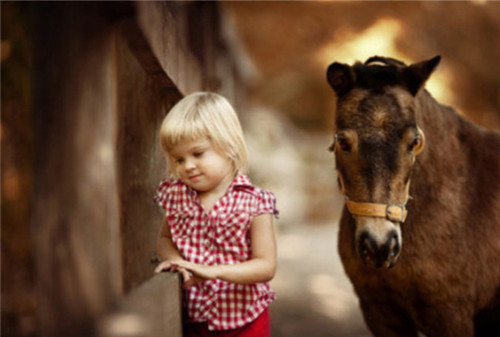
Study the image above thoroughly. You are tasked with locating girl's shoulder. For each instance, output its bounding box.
[233,174,276,196]
[233,174,279,218]
[153,178,190,209]
[155,178,186,193]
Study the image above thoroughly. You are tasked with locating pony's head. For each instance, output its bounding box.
[327,55,440,269]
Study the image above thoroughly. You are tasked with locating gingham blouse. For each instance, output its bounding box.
[154,174,279,331]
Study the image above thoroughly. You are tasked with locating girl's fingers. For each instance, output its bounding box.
[154,261,171,273]
[155,260,189,274]
[176,267,201,289]
[177,267,189,280]
[171,261,190,270]
[182,274,201,289]
[158,261,209,287]
[155,261,202,290]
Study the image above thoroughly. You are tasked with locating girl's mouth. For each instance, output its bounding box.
[189,174,202,181]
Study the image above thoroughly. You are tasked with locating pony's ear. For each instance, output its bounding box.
[403,55,441,96]
[327,62,355,96]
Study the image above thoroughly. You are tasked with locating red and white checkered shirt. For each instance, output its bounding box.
[154,174,279,331]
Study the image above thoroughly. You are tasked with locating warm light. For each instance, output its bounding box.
[425,68,457,113]
[307,274,358,320]
[316,18,405,66]
[98,313,149,337]
[317,17,456,112]
[278,233,307,259]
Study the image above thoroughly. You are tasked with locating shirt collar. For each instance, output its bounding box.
[230,173,260,197]
[174,173,255,196]
[232,173,253,188]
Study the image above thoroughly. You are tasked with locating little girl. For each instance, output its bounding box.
[154,92,279,337]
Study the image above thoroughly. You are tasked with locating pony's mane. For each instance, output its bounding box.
[351,56,405,90]
[364,56,407,68]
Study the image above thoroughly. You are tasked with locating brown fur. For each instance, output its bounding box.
[327,56,500,337]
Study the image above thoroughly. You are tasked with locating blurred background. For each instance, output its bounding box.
[2,1,500,337]
[221,2,500,336]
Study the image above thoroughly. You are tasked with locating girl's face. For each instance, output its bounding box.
[170,137,235,194]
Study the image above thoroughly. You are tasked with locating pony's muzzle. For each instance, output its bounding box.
[355,218,402,269]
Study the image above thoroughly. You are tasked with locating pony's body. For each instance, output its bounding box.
[328,57,500,337]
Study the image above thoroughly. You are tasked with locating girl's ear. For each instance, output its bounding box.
[403,55,441,96]
[327,62,355,96]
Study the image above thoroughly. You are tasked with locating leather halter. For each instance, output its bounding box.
[334,128,425,223]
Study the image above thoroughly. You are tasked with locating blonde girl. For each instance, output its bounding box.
[154,92,279,337]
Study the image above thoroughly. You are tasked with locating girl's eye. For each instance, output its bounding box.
[175,158,184,164]
[408,136,421,152]
[193,151,204,157]
[337,137,351,152]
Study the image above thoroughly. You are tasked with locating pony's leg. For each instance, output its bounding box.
[359,300,419,337]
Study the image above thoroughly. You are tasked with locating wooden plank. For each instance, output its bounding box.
[30,3,124,336]
[98,273,182,337]
[114,27,182,293]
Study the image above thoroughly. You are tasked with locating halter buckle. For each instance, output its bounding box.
[386,204,406,223]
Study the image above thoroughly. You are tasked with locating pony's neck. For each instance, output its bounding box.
[411,91,467,201]
[415,91,464,166]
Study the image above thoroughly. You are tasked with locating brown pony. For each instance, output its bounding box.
[326,56,500,337]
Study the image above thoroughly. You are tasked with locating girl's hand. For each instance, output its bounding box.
[155,259,203,289]
[154,259,175,274]
[171,261,218,282]
[181,273,204,289]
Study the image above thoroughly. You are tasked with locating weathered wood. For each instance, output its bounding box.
[134,1,201,95]
[133,1,236,97]
[31,3,124,336]
[15,1,240,336]
[115,24,181,293]
[98,273,182,337]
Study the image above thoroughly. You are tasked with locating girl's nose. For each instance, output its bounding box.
[184,159,196,171]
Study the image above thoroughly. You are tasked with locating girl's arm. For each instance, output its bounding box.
[155,217,204,287]
[155,217,184,273]
[172,213,277,284]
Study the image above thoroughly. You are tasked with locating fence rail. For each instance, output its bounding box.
[98,272,182,337]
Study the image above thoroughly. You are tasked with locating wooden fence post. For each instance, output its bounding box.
[98,273,182,337]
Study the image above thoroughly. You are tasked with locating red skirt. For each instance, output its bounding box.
[183,308,270,337]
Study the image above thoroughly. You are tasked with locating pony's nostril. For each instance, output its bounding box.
[387,231,400,258]
[363,237,372,255]
[358,230,400,267]
[358,232,376,261]
[360,240,370,259]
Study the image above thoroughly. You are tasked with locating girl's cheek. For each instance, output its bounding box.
[175,165,184,177]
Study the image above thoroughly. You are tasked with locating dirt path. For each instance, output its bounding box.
[270,223,371,337]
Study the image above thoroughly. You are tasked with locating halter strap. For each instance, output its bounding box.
[334,128,424,223]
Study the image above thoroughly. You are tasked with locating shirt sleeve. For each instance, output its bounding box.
[153,179,172,210]
[255,189,279,219]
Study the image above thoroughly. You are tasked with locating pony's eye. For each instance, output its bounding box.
[408,135,421,152]
[337,137,351,152]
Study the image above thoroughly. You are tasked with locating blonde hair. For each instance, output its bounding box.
[159,92,249,177]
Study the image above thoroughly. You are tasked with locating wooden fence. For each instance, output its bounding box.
[2,2,243,336]
[98,273,183,337]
